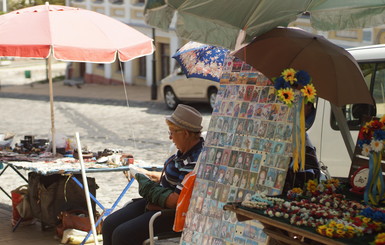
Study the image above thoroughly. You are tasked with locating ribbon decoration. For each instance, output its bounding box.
[364,151,385,205]
[292,95,306,172]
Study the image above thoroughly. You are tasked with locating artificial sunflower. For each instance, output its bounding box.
[337,224,346,230]
[374,233,385,245]
[277,88,295,105]
[273,68,317,106]
[336,229,346,237]
[281,68,297,85]
[301,84,317,103]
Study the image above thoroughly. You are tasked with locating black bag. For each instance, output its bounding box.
[282,145,321,195]
[28,172,97,227]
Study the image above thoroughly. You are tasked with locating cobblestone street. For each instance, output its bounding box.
[0,83,213,244]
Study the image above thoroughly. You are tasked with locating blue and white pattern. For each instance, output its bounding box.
[172,41,230,82]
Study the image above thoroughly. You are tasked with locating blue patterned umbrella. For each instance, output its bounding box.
[172,41,230,82]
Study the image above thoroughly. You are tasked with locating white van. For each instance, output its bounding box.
[308,44,385,178]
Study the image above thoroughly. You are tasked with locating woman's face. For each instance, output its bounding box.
[216,152,222,159]
[219,171,224,178]
[250,177,256,187]
[237,155,243,163]
[259,171,266,184]
[241,177,247,187]
[278,174,283,181]
[233,174,240,184]
[223,153,229,162]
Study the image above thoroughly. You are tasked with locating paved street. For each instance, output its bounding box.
[0,59,66,86]
[0,82,213,244]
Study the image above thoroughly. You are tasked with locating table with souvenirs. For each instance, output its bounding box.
[223,177,385,245]
[0,135,158,244]
[216,110,385,245]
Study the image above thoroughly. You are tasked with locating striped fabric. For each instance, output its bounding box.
[161,138,204,194]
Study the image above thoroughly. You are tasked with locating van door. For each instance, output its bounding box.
[308,61,385,178]
[307,99,356,178]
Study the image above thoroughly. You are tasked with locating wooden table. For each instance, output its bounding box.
[224,204,347,245]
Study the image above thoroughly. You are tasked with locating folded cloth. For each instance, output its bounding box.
[136,173,173,208]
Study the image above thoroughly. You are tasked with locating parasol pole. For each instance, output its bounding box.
[75,132,99,245]
[48,54,56,155]
[330,103,355,159]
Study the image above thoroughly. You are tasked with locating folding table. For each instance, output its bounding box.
[0,159,134,244]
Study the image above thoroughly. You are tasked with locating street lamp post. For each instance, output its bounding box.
[151,28,157,100]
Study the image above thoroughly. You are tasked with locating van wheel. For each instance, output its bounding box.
[164,87,179,110]
[208,88,218,110]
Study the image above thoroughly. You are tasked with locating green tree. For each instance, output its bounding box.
[8,0,66,12]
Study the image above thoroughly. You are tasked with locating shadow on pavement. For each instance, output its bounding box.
[0,92,214,116]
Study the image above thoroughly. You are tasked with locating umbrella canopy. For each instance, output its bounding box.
[233,27,372,106]
[0,4,154,62]
[172,41,230,82]
[0,4,154,153]
[145,0,385,50]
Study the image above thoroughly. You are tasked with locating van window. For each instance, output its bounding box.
[372,63,385,116]
[331,62,385,130]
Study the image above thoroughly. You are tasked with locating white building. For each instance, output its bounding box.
[66,1,385,90]
[67,0,182,92]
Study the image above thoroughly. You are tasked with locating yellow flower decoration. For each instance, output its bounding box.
[361,123,371,134]
[306,179,317,193]
[282,68,297,84]
[328,221,336,227]
[346,232,354,239]
[374,221,383,227]
[336,223,344,229]
[346,225,355,231]
[301,84,317,103]
[317,221,363,239]
[374,232,385,244]
[327,179,340,186]
[291,188,303,194]
[362,217,371,223]
[277,88,295,105]
[336,230,345,237]
[317,225,327,230]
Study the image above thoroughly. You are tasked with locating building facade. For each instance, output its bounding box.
[66,1,385,89]
[67,0,182,89]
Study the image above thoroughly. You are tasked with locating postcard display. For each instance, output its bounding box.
[180,57,294,245]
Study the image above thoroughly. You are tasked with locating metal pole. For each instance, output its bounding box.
[151,28,157,100]
[48,55,56,155]
[75,132,99,245]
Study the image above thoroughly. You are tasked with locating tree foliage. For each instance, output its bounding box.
[8,0,66,12]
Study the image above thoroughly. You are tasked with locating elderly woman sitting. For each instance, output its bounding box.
[102,104,204,245]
